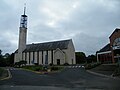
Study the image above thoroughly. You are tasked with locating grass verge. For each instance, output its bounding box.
[85,62,101,70]
[112,67,120,76]
[0,67,8,80]
[22,65,64,73]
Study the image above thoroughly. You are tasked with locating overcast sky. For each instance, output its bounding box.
[0,0,120,55]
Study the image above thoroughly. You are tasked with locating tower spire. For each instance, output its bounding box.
[24,3,26,15]
[18,4,28,62]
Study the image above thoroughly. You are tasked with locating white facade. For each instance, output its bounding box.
[14,40,76,65]
[17,27,27,62]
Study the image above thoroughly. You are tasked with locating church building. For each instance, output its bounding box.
[14,6,76,65]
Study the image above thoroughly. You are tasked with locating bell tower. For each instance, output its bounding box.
[18,4,27,61]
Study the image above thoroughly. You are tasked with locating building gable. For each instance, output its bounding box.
[109,28,120,46]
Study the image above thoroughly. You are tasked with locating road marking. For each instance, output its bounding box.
[67,66,83,68]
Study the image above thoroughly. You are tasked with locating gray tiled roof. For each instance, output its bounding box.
[97,43,110,53]
[22,39,71,52]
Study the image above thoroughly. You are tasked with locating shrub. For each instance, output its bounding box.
[22,65,43,71]
[49,63,53,66]
[50,66,63,71]
[51,66,59,71]
[63,63,69,66]
[34,67,41,71]
[34,63,39,66]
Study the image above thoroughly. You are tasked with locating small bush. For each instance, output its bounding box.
[50,66,63,71]
[34,63,39,66]
[63,63,69,66]
[22,65,43,71]
[49,63,53,66]
[51,66,59,71]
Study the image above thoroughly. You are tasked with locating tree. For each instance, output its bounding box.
[0,49,6,67]
[0,51,14,67]
[9,53,14,66]
[86,54,97,63]
[0,49,2,60]
[0,50,2,55]
[75,52,86,64]
[3,53,10,66]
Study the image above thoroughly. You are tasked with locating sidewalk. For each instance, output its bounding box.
[88,64,117,76]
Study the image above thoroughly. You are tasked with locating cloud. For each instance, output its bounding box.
[27,23,63,43]
[0,0,120,55]
[73,33,109,55]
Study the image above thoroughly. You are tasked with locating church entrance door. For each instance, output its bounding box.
[57,59,60,65]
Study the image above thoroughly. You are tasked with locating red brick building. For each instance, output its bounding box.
[97,28,120,63]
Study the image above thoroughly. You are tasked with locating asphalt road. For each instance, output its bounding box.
[0,67,120,90]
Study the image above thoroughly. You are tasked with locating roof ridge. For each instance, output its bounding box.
[27,39,71,45]
[109,28,120,38]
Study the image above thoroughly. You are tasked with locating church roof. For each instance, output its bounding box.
[22,39,71,52]
[97,43,111,53]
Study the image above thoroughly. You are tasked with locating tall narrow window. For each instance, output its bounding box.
[72,59,73,64]
[25,52,27,61]
[57,59,60,65]
[45,50,48,65]
[42,51,43,64]
[33,51,35,63]
[29,52,30,64]
[37,51,39,64]
[51,50,53,64]
[22,53,23,60]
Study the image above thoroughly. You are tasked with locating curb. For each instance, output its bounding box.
[21,68,63,75]
[20,68,45,74]
[87,70,120,80]
[87,70,111,78]
[0,68,12,80]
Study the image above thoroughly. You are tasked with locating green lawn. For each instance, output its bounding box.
[22,65,64,72]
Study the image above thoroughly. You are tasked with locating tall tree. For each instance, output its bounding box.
[0,49,2,55]
[0,49,6,66]
[0,49,2,59]
[9,53,14,65]
[0,51,14,67]
[75,52,86,64]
